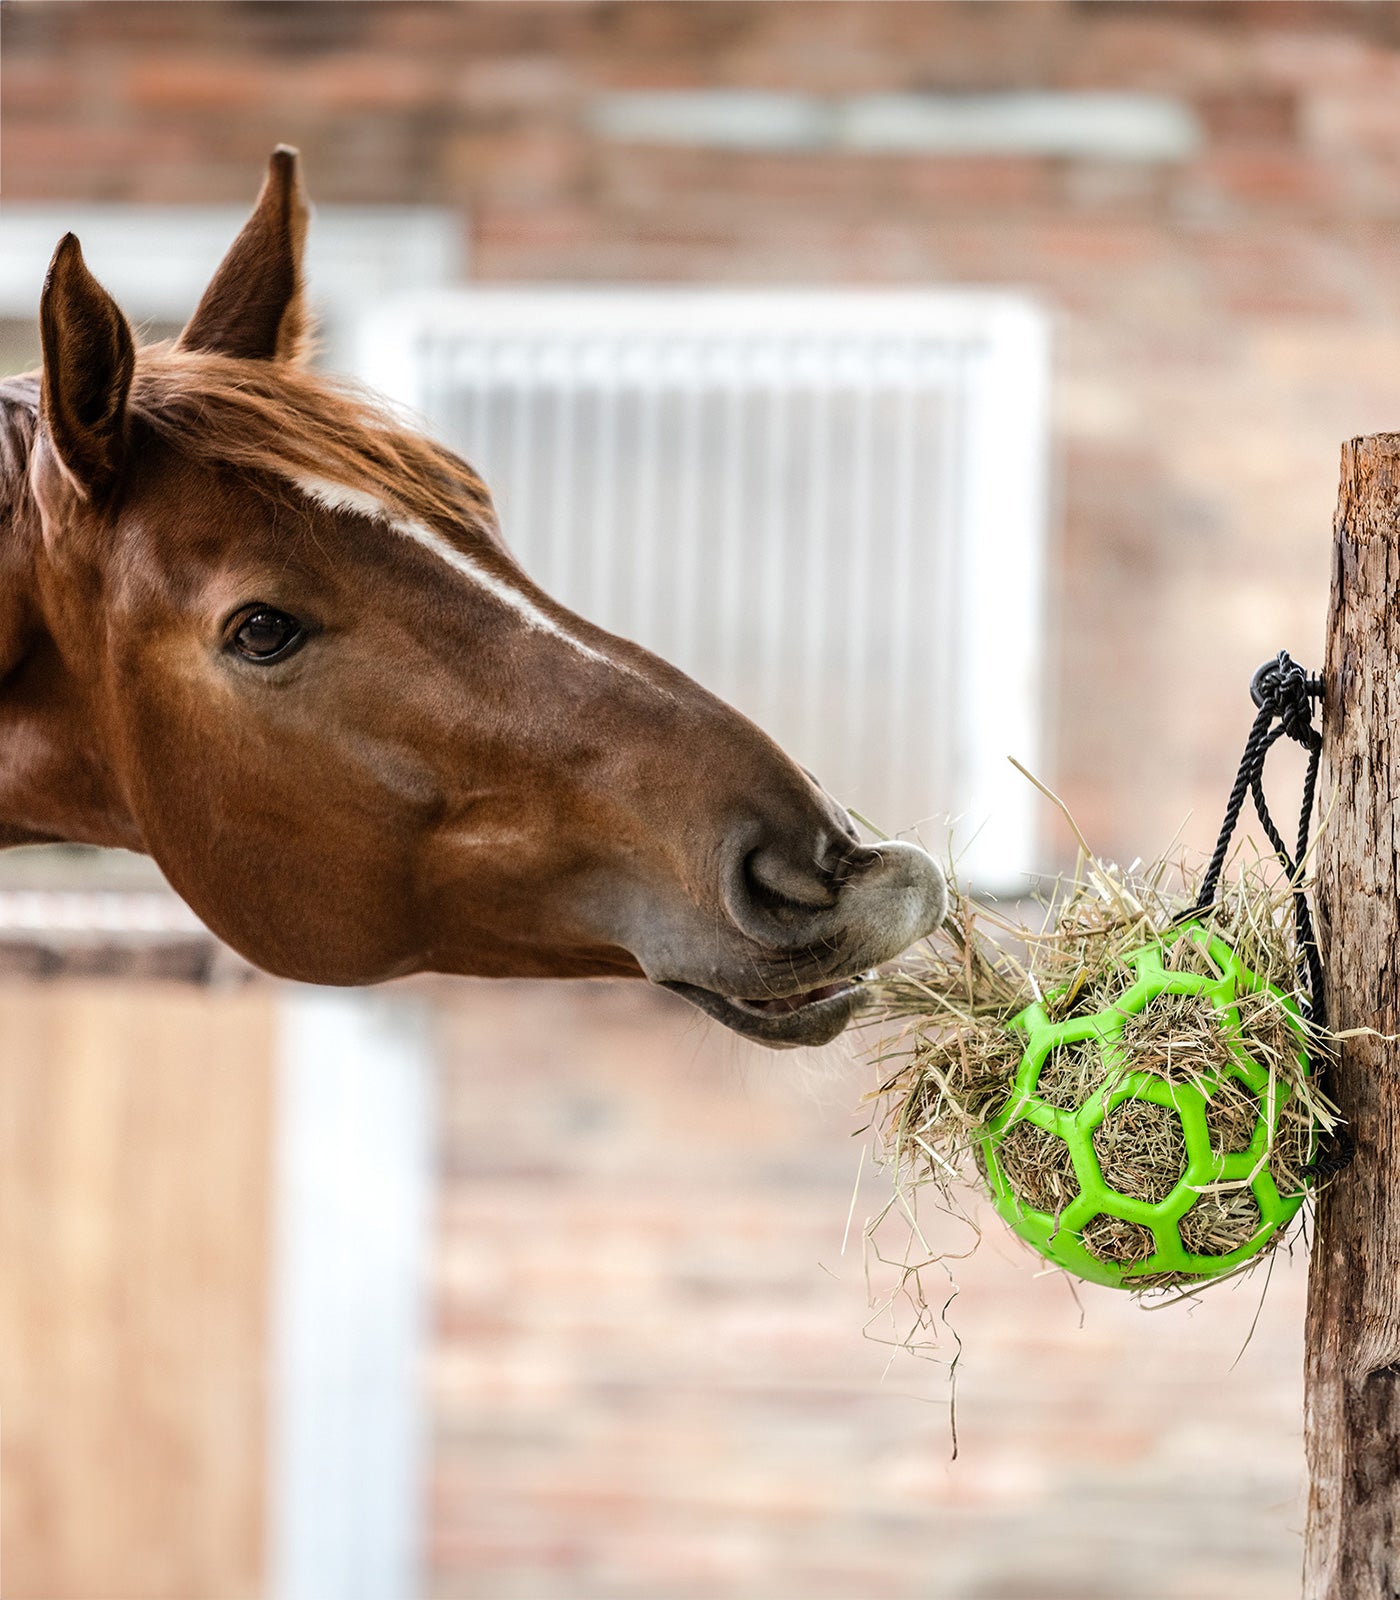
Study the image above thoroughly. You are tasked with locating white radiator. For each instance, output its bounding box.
[357,291,1050,887]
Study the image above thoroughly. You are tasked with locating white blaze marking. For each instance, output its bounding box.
[292,473,618,669]
[295,476,388,523]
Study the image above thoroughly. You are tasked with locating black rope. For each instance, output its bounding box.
[1191,649,1324,1022]
[1188,649,1349,1177]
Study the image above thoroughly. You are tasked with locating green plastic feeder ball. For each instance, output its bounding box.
[978,920,1315,1290]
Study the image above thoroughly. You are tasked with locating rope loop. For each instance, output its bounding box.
[1191,648,1324,1024]
[1187,650,1343,1177]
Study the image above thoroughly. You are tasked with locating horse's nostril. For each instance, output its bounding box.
[743,843,840,915]
[830,839,880,885]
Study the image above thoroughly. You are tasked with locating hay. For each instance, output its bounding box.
[1082,1214,1156,1267]
[864,846,1343,1297]
[992,1117,1080,1212]
[1093,1098,1186,1204]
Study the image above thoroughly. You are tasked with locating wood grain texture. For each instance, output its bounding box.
[1306,433,1400,1600]
[0,982,274,1600]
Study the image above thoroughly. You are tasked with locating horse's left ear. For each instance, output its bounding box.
[178,144,310,363]
[39,233,135,504]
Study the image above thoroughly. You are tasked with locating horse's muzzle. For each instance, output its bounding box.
[659,839,948,1048]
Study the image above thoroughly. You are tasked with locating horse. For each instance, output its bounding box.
[0,146,946,1049]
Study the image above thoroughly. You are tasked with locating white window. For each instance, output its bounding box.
[359,289,1051,887]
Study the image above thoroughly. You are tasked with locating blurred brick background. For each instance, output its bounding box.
[8,0,1400,860]
[428,979,1309,1600]
[5,3,1397,1594]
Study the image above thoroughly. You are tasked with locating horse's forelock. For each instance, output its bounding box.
[127,347,496,539]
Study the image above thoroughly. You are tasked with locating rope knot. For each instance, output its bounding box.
[1251,649,1321,742]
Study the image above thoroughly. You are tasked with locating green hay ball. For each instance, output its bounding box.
[978,919,1314,1290]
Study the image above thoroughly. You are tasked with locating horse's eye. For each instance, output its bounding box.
[228,606,305,663]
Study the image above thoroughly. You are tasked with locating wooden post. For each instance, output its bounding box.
[1306,433,1400,1599]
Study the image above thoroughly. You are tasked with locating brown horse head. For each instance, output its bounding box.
[0,147,945,1047]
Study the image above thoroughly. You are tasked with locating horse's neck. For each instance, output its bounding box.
[0,376,123,849]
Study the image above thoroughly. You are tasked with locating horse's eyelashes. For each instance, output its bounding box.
[226,605,306,664]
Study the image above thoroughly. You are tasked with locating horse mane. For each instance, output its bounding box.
[0,376,39,527]
[129,347,498,536]
[4,351,495,544]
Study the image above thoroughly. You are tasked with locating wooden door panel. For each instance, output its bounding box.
[0,983,273,1600]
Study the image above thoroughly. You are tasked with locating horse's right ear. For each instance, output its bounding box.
[178,145,310,363]
[39,233,135,504]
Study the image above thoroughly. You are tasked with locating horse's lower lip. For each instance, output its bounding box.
[724,980,855,1015]
[660,976,867,1049]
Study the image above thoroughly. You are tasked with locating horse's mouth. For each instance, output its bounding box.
[661,975,868,1048]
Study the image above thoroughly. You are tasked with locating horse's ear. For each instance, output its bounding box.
[178,144,310,363]
[39,233,135,504]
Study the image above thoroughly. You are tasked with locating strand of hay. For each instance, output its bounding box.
[861,845,1343,1307]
